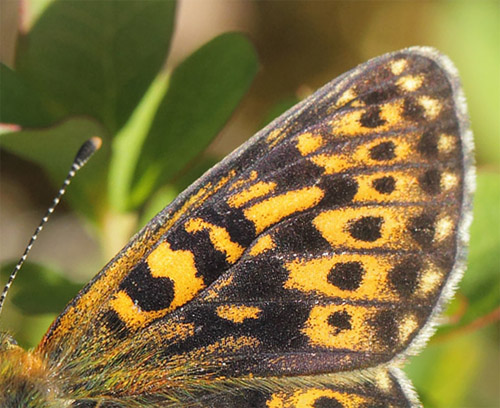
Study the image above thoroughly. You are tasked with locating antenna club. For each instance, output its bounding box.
[90,136,103,151]
[74,136,102,167]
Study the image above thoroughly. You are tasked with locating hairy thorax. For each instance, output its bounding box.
[0,332,68,408]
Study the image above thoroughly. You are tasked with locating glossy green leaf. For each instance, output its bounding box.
[15,0,177,133]
[129,33,258,208]
[406,331,485,407]
[109,71,170,212]
[0,262,82,315]
[0,63,52,127]
[460,171,500,325]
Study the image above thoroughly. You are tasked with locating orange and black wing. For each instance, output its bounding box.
[37,47,473,408]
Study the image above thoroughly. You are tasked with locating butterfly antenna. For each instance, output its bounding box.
[0,137,102,317]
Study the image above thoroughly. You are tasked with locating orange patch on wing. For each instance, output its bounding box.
[353,171,425,203]
[244,187,324,234]
[216,305,262,323]
[267,388,370,408]
[148,241,205,310]
[284,254,398,302]
[329,100,405,136]
[335,87,358,107]
[227,181,277,207]
[248,234,275,256]
[296,132,324,156]
[313,206,421,250]
[309,135,415,175]
[109,291,147,327]
[303,304,379,352]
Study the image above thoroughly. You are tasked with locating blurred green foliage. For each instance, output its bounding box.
[0,0,258,346]
[0,1,498,407]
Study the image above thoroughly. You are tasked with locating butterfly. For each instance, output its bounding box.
[0,47,474,408]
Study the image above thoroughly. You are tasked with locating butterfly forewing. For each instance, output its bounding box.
[33,48,472,408]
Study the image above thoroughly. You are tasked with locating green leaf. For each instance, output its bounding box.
[109,71,170,212]
[129,32,258,208]
[460,171,500,325]
[0,63,52,127]
[406,330,485,407]
[0,262,82,315]
[15,0,177,133]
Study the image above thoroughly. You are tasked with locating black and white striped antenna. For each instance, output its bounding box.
[0,137,102,317]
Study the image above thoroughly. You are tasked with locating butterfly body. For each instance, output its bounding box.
[0,47,473,408]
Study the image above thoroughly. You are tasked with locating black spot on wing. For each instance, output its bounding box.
[417,129,438,158]
[256,138,322,185]
[360,84,399,105]
[419,169,441,195]
[348,216,383,242]
[313,396,343,408]
[273,215,332,255]
[328,310,352,334]
[258,151,324,193]
[388,256,422,297]
[402,97,425,121]
[418,58,453,99]
[253,302,311,350]
[353,63,393,96]
[369,141,396,161]
[327,262,364,291]
[223,257,290,301]
[163,301,310,359]
[119,261,174,312]
[318,175,358,208]
[370,310,398,348]
[408,212,436,247]
[372,176,396,194]
[360,106,386,128]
